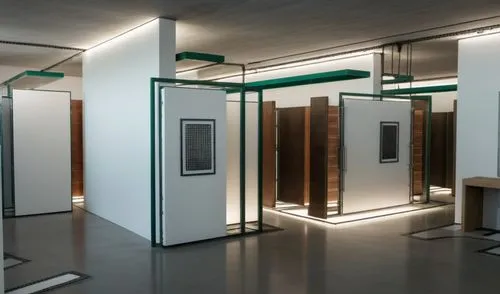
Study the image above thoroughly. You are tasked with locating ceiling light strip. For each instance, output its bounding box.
[0,40,83,51]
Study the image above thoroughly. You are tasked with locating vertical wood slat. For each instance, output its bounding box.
[412,100,427,195]
[309,97,328,218]
[262,101,277,207]
[71,100,84,197]
[327,106,340,202]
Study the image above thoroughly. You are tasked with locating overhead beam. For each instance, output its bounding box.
[246,69,370,91]
[1,70,64,90]
[382,84,457,95]
[176,51,225,64]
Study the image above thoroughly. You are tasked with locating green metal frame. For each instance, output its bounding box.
[149,77,263,247]
[227,70,370,94]
[176,51,225,64]
[1,71,65,96]
[382,84,457,95]
[338,92,432,214]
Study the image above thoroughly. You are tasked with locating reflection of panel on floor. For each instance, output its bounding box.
[278,107,310,206]
[263,101,277,208]
[412,100,426,195]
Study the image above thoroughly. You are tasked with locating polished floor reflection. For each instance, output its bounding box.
[4,205,500,293]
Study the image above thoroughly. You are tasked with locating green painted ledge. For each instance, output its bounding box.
[176,51,225,64]
[382,84,457,95]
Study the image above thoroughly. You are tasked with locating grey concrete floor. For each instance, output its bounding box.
[4,204,500,294]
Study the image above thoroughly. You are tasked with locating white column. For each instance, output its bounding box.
[82,18,175,240]
[456,34,500,224]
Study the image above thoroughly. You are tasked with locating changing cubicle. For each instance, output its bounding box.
[263,92,433,222]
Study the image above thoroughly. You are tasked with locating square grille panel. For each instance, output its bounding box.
[181,119,216,176]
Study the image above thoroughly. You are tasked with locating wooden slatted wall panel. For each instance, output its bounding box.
[263,101,277,207]
[412,101,427,195]
[327,106,340,202]
[71,100,84,196]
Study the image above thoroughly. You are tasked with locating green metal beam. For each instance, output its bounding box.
[1,70,64,90]
[382,74,414,85]
[247,69,370,90]
[176,51,225,64]
[382,84,457,95]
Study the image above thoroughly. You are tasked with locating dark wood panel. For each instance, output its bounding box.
[412,100,426,195]
[304,108,311,204]
[278,107,308,205]
[308,97,328,218]
[262,101,276,207]
[430,113,448,187]
[71,100,84,197]
[327,106,339,202]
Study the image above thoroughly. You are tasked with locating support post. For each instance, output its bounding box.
[257,90,264,231]
[240,90,246,233]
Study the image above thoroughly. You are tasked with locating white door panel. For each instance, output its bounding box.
[342,98,411,214]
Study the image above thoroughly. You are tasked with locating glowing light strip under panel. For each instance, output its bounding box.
[6,272,88,294]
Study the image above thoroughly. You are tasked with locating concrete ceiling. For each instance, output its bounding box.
[1,0,500,79]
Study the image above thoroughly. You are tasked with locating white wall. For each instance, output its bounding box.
[456,34,500,224]
[83,19,175,240]
[221,54,381,107]
[13,90,72,216]
[39,76,83,99]
[226,95,258,224]
[162,87,227,246]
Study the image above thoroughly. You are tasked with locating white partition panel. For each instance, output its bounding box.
[342,98,411,214]
[13,90,71,216]
[162,87,227,246]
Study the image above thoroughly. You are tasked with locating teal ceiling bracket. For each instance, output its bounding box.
[1,70,64,90]
[176,51,225,64]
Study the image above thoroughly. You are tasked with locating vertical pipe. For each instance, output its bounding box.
[257,90,264,231]
[149,79,157,247]
[240,89,246,234]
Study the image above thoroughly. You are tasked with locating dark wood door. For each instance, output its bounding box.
[263,101,277,207]
[277,107,308,206]
[430,113,448,187]
[308,97,328,218]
